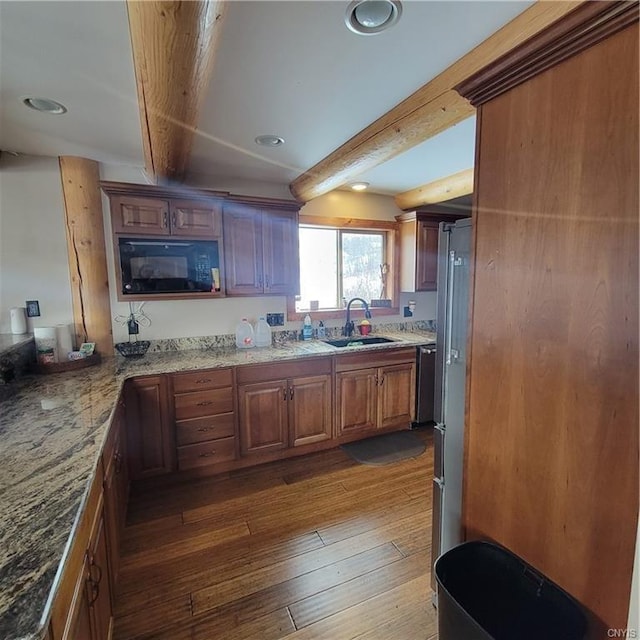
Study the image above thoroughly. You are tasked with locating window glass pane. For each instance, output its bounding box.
[342,232,384,304]
[297,227,338,311]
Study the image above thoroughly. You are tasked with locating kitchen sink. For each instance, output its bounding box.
[324,336,397,348]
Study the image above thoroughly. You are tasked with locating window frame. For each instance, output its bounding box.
[287,215,400,322]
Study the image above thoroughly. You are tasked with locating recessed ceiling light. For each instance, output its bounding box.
[345,0,402,36]
[255,135,285,147]
[22,96,67,115]
[350,182,370,191]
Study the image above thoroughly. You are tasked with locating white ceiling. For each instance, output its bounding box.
[0,0,533,197]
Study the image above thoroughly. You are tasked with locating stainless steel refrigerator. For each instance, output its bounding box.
[431,217,472,593]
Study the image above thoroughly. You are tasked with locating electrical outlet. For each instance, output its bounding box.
[25,300,40,317]
[266,313,284,327]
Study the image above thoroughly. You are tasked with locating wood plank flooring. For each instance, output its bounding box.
[113,428,437,640]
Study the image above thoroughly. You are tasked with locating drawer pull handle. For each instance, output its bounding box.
[196,378,212,384]
[197,401,213,406]
[197,426,215,432]
[199,450,217,458]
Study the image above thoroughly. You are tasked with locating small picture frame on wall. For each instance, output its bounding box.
[25,300,40,317]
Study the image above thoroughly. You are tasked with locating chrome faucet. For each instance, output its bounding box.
[343,297,372,336]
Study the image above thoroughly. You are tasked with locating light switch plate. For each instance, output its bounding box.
[266,313,284,326]
[25,300,40,317]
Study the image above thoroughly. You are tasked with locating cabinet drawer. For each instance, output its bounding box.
[172,368,233,393]
[176,413,235,446]
[174,388,233,420]
[177,437,236,470]
[237,357,331,384]
[334,347,416,372]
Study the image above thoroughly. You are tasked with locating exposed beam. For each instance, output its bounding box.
[395,168,474,211]
[289,1,583,203]
[59,157,112,354]
[127,0,227,184]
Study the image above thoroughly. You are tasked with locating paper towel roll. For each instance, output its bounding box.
[55,324,73,360]
[10,307,27,335]
[34,327,58,363]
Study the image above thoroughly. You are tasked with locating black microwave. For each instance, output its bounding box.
[118,237,221,294]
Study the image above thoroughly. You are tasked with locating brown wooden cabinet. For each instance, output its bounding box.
[110,195,223,239]
[335,348,416,437]
[102,397,129,593]
[223,202,299,295]
[397,203,468,292]
[124,375,174,480]
[456,5,638,632]
[237,358,332,455]
[171,368,237,471]
[50,468,113,640]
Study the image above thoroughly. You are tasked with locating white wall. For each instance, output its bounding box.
[0,154,73,334]
[101,163,437,343]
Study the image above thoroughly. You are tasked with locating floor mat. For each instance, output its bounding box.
[340,430,426,466]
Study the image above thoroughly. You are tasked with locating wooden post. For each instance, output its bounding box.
[59,157,112,354]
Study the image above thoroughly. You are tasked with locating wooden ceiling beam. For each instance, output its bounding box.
[127,0,227,184]
[395,168,474,210]
[289,1,583,203]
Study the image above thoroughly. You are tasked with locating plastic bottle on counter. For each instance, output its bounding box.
[255,316,272,347]
[235,318,255,349]
[302,314,313,341]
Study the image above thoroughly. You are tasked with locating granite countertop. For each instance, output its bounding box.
[0,330,435,640]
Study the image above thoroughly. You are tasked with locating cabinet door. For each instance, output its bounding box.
[170,199,223,238]
[378,362,415,430]
[125,376,174,480]
[416,221,440,291]
[87,511,113,640]
[262,209,299,295]
[238,380,288,454]
[336,369,378,436]
[66,562,93,640]
[103,410,128,593]
[289,374,332,446]
[223,204,264,295]
[111,196,169,235]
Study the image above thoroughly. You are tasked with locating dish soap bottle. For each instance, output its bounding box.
[302,314,313,341]
[235,318,255,349]
[255,316,272,347]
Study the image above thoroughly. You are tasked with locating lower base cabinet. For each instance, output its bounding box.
[237,358,333,455]
[124,375,174,479]
[50,469,113,640]
[335,349,416,436]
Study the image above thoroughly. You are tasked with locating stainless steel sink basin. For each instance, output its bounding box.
[324,336,397,348]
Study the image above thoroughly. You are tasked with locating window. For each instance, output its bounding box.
[289,217,398,319]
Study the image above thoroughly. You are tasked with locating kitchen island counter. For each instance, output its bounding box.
[0,330,434,640]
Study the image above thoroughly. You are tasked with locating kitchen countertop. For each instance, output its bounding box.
[0,330,435,640]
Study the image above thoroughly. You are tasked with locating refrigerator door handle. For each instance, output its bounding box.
[445,249,456,366]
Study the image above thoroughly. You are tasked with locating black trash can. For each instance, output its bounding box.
[434,541,588,640]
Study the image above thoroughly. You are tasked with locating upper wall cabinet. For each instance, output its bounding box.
[223,202,300,296]
[101,182,300,300]
[110,195,223,239]
[396,204,469,292]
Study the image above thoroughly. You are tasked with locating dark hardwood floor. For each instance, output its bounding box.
[113,428,437,640]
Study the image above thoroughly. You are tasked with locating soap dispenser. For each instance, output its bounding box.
[302,314,313,340]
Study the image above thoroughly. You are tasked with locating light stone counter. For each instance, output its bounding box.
[0,330,435,640]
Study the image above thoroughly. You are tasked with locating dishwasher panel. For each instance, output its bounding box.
[415,344,436,425]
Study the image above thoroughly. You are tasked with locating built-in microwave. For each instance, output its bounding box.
[117,237,221,295]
